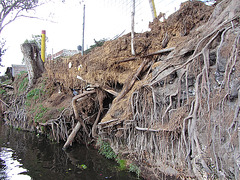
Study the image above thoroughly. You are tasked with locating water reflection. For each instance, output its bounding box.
[0,147,31,180]
[0,122,140,180]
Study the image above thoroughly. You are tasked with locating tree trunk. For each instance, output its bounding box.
[21,43,45,90]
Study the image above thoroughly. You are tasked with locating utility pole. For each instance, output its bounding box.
[131,0,135,56]
[148,0,157,20]
[82,4,85,56]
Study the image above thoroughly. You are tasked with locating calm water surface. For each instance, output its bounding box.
[0,121,141,180]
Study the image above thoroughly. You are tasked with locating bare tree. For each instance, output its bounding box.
[0,38,5,66]
[0,0,40,34]
[0,0,41,66]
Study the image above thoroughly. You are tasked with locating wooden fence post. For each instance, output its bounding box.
[131,0,136,56]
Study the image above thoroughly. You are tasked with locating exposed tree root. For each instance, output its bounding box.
[0,98,9,108]
[62,121,81,150]
[2,1,240,179]
[39,108,72,142]
[98,2,240,178]
[72,90,96,135]
[115,58,152,102]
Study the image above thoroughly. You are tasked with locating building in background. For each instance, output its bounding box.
[11,64,27,78]
[47,49,79,60]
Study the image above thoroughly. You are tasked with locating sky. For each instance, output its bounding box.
[0,0,186,75]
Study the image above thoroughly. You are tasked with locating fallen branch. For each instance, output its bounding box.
[62,121,81,150]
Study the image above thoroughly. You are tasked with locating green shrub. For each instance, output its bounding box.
[15,71,27,82]
[129,163,141,178]
[19,71,28,75]
[58,107,65,112]
[117,158,127,170]
[16,127,22,131]
[97,139,116,160]
[39,104,48,112]
[84,39,106,54]
[25,101,31,106]
[18,77,28,92]
[34,112,44,122]
[34,104,48,123]
[97,138,141,178]
[2,79,12,85]
[27,88,42,100]
[0,89,6,94]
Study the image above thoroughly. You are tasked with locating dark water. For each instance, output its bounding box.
[0,121,141,180]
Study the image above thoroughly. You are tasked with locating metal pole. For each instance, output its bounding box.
[82,4,85,56]
[131,0,135,56]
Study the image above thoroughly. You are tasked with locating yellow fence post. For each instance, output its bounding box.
[152,0,157,18]
[41,30,46,62]
[149,0,157,20]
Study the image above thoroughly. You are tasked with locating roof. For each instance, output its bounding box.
[11,64,27,77]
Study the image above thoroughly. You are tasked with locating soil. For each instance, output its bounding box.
[45,1,214,90]
[1,0,240,179]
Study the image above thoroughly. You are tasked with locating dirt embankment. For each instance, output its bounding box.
[46,1,213,91]
[45,0,240,179]
[1,0,240,179]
